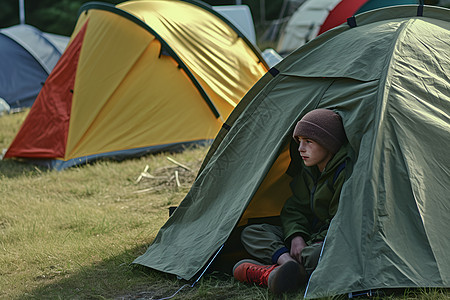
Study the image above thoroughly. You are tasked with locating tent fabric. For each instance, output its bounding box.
[133,5,450,298]
[355,0,422,15]
[4,23,87,159]
[277,0,342,55]
[116,0,268,118]
[277,0,419,55]
[4,0,268,170]
[316,0,370,35]
[0,24,69,109]
[212,5,256,45]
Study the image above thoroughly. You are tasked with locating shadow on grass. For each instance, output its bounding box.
[0,159,44,178]
[18,243,260,300]
[17,239,450,300]
[0,143,208,179]
[17,243,183,299]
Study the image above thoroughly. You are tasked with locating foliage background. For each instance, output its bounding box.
[0,0,338,36]
[1,0,447,46]
[1,0,123,35]
[0,0,288,35]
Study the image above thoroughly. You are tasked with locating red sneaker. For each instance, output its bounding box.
[233,259,305,294]
[233,259,276,286]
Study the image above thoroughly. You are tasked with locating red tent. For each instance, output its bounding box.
[318,0,368,35]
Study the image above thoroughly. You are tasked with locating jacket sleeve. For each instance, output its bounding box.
[280,174,313,243]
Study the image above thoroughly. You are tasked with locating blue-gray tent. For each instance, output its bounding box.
[0,24,69,109]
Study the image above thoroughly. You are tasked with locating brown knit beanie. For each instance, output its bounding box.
[293,109,346,154]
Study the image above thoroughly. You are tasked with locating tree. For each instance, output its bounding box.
[0,0,121,35]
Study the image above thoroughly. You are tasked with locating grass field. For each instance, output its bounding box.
[0,110,271,300]
[1,110,448,300]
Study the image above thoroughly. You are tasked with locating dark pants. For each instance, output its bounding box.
[241,223,323,275]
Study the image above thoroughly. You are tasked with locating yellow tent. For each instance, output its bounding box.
[5,0,268,170]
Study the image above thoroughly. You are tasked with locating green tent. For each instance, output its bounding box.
[134,5,450,298]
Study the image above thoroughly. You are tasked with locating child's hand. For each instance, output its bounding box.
[290,236,307,263]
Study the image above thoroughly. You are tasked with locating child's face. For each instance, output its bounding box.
[297,137,333,172]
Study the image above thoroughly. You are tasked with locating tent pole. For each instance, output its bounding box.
[19,0,25,24]
[191,244,225,286]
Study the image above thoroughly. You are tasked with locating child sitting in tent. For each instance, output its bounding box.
[233,108,349,294]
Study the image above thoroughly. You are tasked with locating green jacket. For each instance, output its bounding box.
[281,144,350,245]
